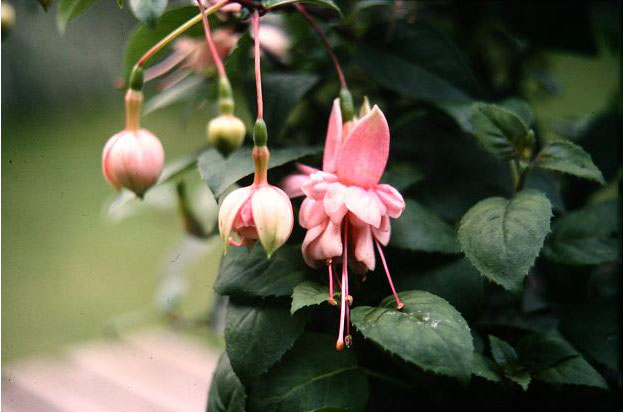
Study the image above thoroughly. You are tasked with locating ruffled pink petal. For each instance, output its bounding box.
[302,220,342,268]
[372,214,391,246]
[322,98,343,173]
[352,224,375,271]
[296,163,319,175]
[336,106,390,188]
[301,171,338,200]
[281,173,309,198]
[218,186,254,254]
[344,186,383,228]
[323,182,348,225]
[299,198,326,229]
[376,184,406,219]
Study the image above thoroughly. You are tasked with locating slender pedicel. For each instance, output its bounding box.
[375,240,404,310]
[195,0,227,78]
[252,10,263,119]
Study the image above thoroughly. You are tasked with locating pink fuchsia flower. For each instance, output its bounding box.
[102,89,165,198]
[218,146,294,257]
[283,98,406,350]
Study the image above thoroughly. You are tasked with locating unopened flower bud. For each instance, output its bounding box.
[102,88,165,198]
[207,114,246,157]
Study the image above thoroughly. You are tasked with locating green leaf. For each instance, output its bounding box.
[56,0,100,34]
[290,281,339,314]
[380,163,424,191]
[356,45,470,103]
[457,189,552,293]
[216,245,310,298]
[124,6,202,77]
[262,0,342,16]
[500,98,534,127]
[129,0,168,26]
[207,353,246,412]
[262,73,319,139]
[489,335,519,366]
[471,353,502,382]
[350,290,474,382]
[246,332,368,412]
[517,330,608,389]
[117,0,124,8]
[543,200,618,266]
[390,198,460,254]
[560,297,618,371]
[198,146,320,198]
[535,140,605,184]
[225,299,310,382]
[488,335,531,391]
[470,103,534,160]
[397,259,483,319]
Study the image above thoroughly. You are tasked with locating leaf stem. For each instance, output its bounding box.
[294,3,347,89]
[136,0,230,68]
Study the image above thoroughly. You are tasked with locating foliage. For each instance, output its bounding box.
[60,0,622,410]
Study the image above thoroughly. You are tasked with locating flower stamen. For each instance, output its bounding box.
[336,222,349,351]
[375,239,404,310]
[327,259,337,306]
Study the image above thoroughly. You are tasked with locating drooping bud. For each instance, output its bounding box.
[251,185,294,257]
[207,76,246,156]
[102,88,165,198]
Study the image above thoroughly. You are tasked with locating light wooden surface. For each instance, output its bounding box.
[2,328,221,412]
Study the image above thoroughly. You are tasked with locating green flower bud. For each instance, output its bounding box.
[207,114,246,156]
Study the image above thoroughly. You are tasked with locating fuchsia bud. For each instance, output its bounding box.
[102,87,165,198]
[218,143,294,257]
[207,77,246,156]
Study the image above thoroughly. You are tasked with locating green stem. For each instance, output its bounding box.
[509,159,519,191]
[136,0,230,68]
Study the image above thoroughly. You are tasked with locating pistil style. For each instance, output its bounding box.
[375,240,404,310]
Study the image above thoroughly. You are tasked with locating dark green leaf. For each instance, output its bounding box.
[198,146,320,197]
[391,199,460,254]
[246,332,368,412]
[507,370,531,391]
[560,297,618,370]
[471,353,502,382]
[380,163,424,191]
[217,245,310,298]
[500,98,534,127]
[517,330,608,389]
[350,290,474,382]
[124,7,202,77]
[470,103,534,160]
[262,73,319,139]
[290,280,339,314]
[356,45,470,103]
[262,0,342,16]
[458,189,552,293]
[543,200,618,266]
[398,258,483,319]
[56,0,100,34]
[535,140,605,184]
[207,353,246,412]
[489,335,519,366]
[225,299,310,382]
[118,0,124,8]
[129,0,168,26]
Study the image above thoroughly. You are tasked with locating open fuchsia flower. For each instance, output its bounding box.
[283,97,406,350]
[102,87,165,198]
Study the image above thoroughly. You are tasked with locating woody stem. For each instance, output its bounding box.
[195,0,227,79]
[294,3,347,89]
[375,240,404,310]
[252,10,263,119]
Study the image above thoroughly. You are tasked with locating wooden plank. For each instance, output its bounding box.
[68,338,210,412]
[122,328,220,381]
[3,358,162,412]
[1,375,62,412]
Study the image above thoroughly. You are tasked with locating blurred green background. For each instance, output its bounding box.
[1,0,619,362]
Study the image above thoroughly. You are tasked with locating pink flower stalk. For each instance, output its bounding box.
[283,98,406,350]
[218,146,294,257]
[102,89,165,198]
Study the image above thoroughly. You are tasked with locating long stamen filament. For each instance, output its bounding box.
[328,260,337,305]
[195,0,227,78]
[252,11,263,119]
[336,221,350,351]
[294,3,347,89]
[375,240,404,310]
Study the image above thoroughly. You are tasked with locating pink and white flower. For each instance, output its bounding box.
[283,98,406,350]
